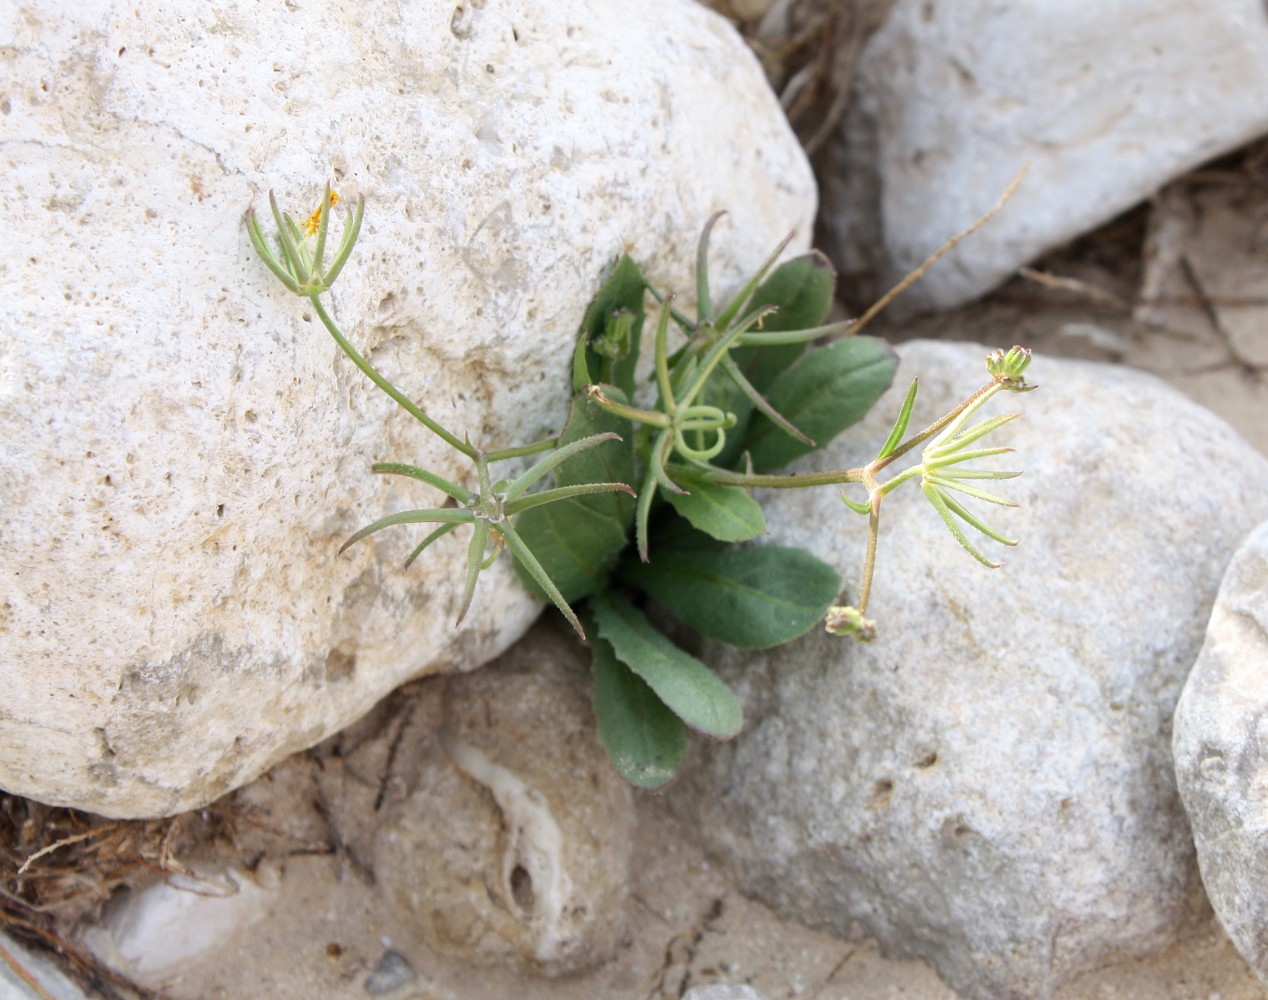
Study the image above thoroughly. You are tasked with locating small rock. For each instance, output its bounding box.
[82,866,280,988]
[373,624,635,976]
[826,0,1268,312]
[0,930,91,1000]
[363,949,416,996]
[1174,520,1268,988]
[672,341,1268,998]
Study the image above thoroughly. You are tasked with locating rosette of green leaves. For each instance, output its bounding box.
[515,220,897,788]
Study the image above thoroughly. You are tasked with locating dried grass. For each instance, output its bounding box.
[702,0,894,156]
[0,793,244,999]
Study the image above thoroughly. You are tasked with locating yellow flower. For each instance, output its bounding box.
[302,190,340,238]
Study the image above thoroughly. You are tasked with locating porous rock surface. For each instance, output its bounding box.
[683,986,773,1000]
[826,0,1268,311]
[0,0,814,816]
[372,624,635,977]
[1174,520,1268,989]
[672,341,1268,999]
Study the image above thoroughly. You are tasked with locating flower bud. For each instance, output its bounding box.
[985,345,1035,391]
[825,605,877,642]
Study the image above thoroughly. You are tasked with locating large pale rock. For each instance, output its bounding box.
[672,341,1268,999]
[1174,520,1268,988]
[826,0,1268,312]
[372,624,635,976]
[0,1,814,816]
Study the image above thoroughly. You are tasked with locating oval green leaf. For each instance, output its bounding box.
[742,336,897,472]
[591,632,688,790]
[663,474,765,543]
[621,544,840,649]
[590,591,742,740]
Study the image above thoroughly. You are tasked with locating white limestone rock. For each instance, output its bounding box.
[826,0,1268,312]
[0,0,814,817]
[372,624,635,977]
[671,341,1268,999]
[82,865,280,989]
[684,986,773,1000]
[1174,520,1268,989]
[0,930,91,1000]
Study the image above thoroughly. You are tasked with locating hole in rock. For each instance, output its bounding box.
[510,864,535,913]
[325,647,357,683]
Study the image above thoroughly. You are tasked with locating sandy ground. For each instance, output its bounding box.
[91,787,1265,1000]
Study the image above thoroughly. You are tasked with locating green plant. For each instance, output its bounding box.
[247,185,1034,789]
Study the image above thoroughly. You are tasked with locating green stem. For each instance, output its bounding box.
[736,319,856,346]
[654,296,678,418]
[586,389,673,429]
[876,465,923,497]
[309,295,475,459]
[677,318,751,411]
[686,466,866,489]
[858,499,881,614]
[871,379,1001,472]
[485,436,559,462]
[645,285,697,335]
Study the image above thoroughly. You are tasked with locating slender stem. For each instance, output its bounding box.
[644,283,696,334]
[871,380,1000,472]
[500,520,585,639]
[687,466,867,489]
[696,212,723,322]
[586,388,672,428]
[850,165,1028,338]
[0,942,57,1000]
[475,450,494,499]
[677,319,750,411]
[485,436,559,462]
[714,229,795,331]
[736,319,856,346]
[721,354,813,446]
[876,465,923,496]
[651,430,685,494]
[308,295,475,459]
[654,296,678,418]
[635,460,660,563]
[857,499,881,614]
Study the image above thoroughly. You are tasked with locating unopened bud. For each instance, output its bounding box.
[825,605,877,642]
[986,346,1036,392]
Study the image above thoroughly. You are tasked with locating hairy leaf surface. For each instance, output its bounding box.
[622,544,840,649]
[591,631,688,790]
[742,336,897,472]
[512,393,634,602]
[663,474,765,543]
[591,591,742,739]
